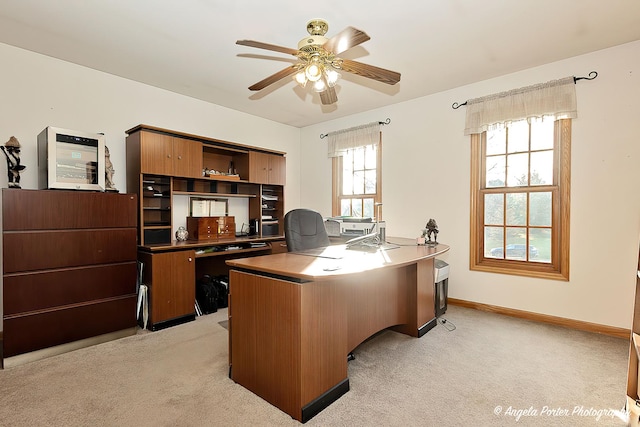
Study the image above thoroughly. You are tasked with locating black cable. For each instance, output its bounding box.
[438,317,456,331]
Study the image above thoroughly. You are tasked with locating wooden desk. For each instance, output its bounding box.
[226,239,450,422]
[137,236,287,330]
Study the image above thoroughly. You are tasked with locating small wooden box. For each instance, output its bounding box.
[187,216,235,240]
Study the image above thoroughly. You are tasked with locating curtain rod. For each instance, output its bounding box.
[320,118,391,139]
[451,71,598,110]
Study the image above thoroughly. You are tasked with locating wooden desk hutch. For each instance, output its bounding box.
[125,125,287,330]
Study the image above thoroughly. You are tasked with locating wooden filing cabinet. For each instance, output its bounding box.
[0,189,138,366]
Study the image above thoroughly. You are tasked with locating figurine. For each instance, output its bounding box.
[1,136,26,188]
[423,218,439,246]
[176,226,189,242]
[104,145,118,192]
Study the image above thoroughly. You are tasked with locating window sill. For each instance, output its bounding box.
[471,259,569,281]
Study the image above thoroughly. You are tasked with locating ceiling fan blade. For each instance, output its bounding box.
[323,27,370,55]
[236,40,299,56]
[248,66,298,91]
[340,59,401,85]
[319,87,338,105]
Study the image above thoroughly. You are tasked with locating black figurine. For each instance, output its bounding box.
[424,218,439,245]
[1,136,26,188]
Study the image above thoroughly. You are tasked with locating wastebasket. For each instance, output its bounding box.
[434,259,449,317]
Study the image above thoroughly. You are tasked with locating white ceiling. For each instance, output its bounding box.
[1,0,640,128]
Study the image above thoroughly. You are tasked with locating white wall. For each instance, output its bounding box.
[0,42,301,205]
[300,41,640,329]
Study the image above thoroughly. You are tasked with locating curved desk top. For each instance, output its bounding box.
[226,237,449,282]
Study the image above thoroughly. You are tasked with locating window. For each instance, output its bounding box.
[470,117,570,280]
[332,138,381,218]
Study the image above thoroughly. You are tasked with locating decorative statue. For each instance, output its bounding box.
[423,218,439,246]
[104,145,117,192]
[175,226,189,242]
[1,136,26,188]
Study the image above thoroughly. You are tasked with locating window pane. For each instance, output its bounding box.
[486,155,506,187]
[351,200,363,217]
[365,145,377,169]
[486,127,506,155]
[341,199,351,216]
[353,171,365,195]
[506,193,527,226]
[506,152,529,187]
[485,226,504,258]
[529,192,552,226]
[529,227,551,264]
[531,117,554,151]
[363,198,374,218]
[342,151,353,174]
[507,120,529,153]
[364,170,376,194]
[530,150,553,185]
[484,193,504,225]
[505,227,527,260]
[353,147,365,170]
[342,170,353,195]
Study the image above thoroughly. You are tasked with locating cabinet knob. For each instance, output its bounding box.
[167,154,171,159]
[188,257,193,262]
[177,155,182,160]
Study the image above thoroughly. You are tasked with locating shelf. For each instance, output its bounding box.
[144,224,171,229]
[173,191,256,198]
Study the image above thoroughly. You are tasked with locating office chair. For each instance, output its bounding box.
[284,208,331,252]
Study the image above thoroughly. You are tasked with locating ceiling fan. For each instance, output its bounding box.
[236,19,401,105]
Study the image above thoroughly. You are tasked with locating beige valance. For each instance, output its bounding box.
[464,76,577,135]
[327,121,381,157]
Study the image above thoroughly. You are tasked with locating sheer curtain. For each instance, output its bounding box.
[327,121,381,157]
[464,76,577,135]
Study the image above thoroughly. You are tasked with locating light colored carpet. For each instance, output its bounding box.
[0,305,630,426]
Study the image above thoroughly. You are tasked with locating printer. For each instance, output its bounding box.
[324,217,385,237]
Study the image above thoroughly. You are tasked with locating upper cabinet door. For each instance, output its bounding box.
[172,137,203,178]
[140,132,173,176]
[268,154,286,186]
[249,152,285,185]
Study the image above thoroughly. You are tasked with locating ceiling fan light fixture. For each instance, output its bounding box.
[313,79,326,92]
[294,70,307,86]
[237,19,400,106]
[305,63,322,82]
[325,68,340,87]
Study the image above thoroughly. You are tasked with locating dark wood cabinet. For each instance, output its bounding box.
[1,189,138,367]
[138,249,196,330]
